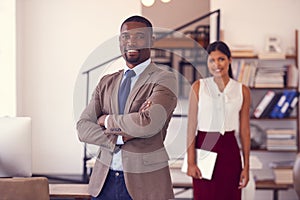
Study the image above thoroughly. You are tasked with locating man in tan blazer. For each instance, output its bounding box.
[77,15,177,200]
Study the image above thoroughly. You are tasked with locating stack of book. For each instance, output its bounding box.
[231,45,256,58]
[265,128,297,151]
[254,66,286,88]
[269,160,294,184]
[258,52,286,60]
[252,90,299,119]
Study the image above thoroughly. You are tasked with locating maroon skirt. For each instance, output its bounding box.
[193,131,242,200]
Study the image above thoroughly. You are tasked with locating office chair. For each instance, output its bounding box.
[0,177,49,200]
[293,153,300,198]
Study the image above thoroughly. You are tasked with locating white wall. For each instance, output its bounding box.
[17,0,141,174]
[211,0,300,54]
[0,0,16,116]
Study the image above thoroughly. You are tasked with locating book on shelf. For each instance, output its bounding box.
[272,167,293,184]
[254,83,284,88]
[237,60,245,83]
[269,90,291,118]
[254,77,285,88]
[252,169,274,181]
[252,90,298,119]
[241,63,251,85]
[277,90,299,118]
[267,134,296,139]
[267,139,296,146]
[285,95,298,117]
[231,59,242,80]
[248,64,257,87]
[260,92,282,118]
[232,60,257,86]
[231,44,256,57]
[266,129,296,139]
[285,64,299,87]
[258,52,286,59]
[269,160,295,168]
[266,128,297,151]
[231,51,256,57]
[266,128,296,135]
[253,90,278,118]
[268,90,299,118]
[269,160,294,184]
[253,90,275,118]
[254,65,286,88]
[267,145,297,151]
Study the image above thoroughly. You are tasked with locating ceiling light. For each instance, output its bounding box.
[161,0,171,3]
[141,0,155,7]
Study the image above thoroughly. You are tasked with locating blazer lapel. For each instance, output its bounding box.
[124,63,156,113]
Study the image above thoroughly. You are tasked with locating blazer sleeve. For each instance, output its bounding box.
[105,69,178,138]
[76,79,116,152]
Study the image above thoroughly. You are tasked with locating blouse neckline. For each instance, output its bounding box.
[210,77,232,94]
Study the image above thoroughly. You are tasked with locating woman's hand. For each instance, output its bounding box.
[238,168,249,189]
[187,163,202,179]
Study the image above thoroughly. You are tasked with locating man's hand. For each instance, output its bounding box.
[97,115,107,127]
[139,100,152,112]
[122,136,134,143]
[121,101,152,142]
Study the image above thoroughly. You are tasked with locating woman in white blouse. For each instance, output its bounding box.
[186,41,251,200]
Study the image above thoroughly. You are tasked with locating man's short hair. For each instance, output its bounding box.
[121,15,153,35]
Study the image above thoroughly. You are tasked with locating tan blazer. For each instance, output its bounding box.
[77,63,178,200]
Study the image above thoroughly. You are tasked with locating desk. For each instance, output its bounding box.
[170,168,193,196]
[255,180,293,200]
[49,184,91,200]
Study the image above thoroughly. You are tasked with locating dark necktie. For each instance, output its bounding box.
[118,70,136,114]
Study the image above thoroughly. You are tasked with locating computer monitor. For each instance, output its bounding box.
[0,117,32,177]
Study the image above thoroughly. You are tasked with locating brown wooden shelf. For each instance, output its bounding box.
[232,54,297,59]
[251,148,298,152]
[255,180,293,190]
[248,30,300,157]
[249,87,298,90]
[250,117,298,120]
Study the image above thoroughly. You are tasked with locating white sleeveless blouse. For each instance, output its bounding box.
[197,77,243,135]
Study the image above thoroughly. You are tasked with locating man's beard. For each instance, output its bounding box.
[125,53,140,64]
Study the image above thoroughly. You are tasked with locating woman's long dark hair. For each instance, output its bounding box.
[206,41,234,78]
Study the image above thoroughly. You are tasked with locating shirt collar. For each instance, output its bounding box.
[124,58,151,77]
